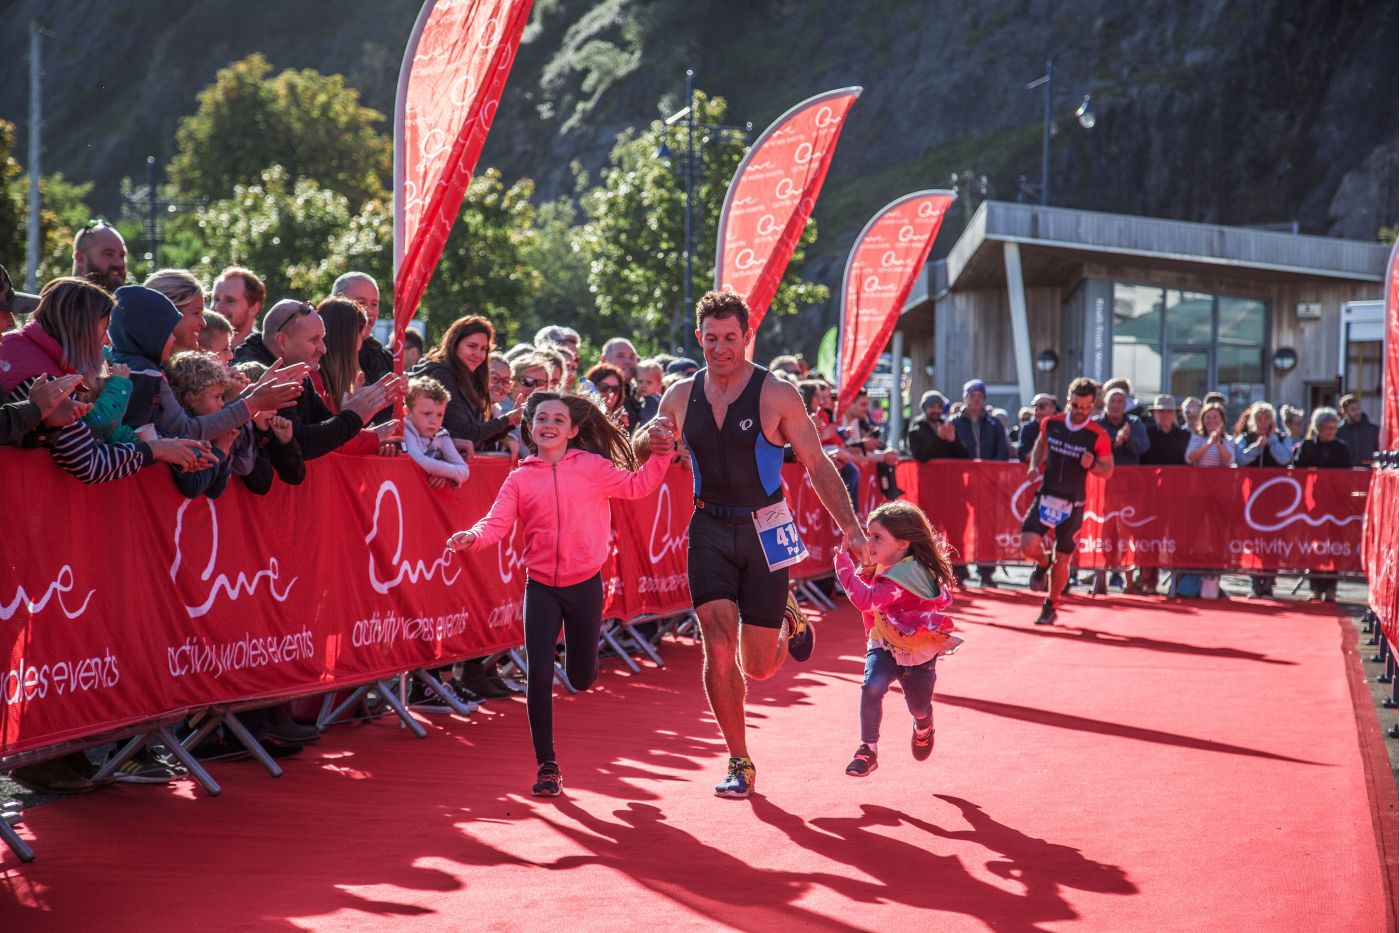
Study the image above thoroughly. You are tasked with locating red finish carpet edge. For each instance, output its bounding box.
[2,592,1394,932]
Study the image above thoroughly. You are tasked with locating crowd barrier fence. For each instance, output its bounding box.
[0,449,1377,859]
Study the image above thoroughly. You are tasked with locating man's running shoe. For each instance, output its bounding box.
[113,748,186,784]
[845,744,878,777]
[1034,600,1058,626]
[784,592,815,662]
[532,761,563,798]
[1027,563,1048,593]
[715,756,756,798]
[911,722,935,761]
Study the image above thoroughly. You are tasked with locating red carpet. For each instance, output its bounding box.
[2,592,1395,931]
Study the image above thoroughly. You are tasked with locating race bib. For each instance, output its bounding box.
[752,500,809,571]
[1037,494,1074,528]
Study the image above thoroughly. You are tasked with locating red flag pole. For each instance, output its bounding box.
[835,190,955,419]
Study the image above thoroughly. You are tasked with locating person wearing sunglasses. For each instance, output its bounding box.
[584,361,629,428]
[1021,377,1115,626]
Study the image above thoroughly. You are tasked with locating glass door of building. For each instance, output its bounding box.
[1166,347,1211,400]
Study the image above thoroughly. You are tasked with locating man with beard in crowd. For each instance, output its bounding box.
[906,390,966,462]
[72,221,128,291]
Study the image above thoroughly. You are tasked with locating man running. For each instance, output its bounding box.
[635,291,869,799]
[1021,377,1114,626]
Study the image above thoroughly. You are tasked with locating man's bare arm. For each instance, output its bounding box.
[774,381,862,537]
[1092,455,1114,479]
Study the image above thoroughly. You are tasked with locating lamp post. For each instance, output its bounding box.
[1020,61,1095,206]
[658,70,751,354]
[122,156,206,275]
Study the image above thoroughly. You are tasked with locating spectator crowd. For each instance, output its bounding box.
[0,220,1382,794]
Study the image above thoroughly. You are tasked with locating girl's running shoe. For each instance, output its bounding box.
[532,761,563,797]
[845,744,878,777]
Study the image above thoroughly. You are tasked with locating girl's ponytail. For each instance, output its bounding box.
[867,500,956,594]
[523,392,637,470]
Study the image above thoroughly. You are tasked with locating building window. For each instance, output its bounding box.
[1112,283,1267,408]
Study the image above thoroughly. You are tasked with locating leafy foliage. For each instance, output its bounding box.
[167,55,391,209]
[575,91,828,354]
[0,119,96,289]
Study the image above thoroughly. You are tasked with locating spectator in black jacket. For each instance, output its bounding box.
[1096,388,1150,466]
[951,378,1009,587]
[1336,393,1380,466]
[1294,407,1353,601]
[415,314,518,455]
[333,272,394,386]
[1016,394,1057,463]
[1141,394,1190,465]
[906,390,966,462]
[260,300,397,460]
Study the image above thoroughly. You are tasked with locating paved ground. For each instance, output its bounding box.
[4,570,1395,820]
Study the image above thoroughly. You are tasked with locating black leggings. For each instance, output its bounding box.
[524,573,604,765]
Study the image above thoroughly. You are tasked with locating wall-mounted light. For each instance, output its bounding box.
[1036,350,1059,373]
[1272,347,1298,372]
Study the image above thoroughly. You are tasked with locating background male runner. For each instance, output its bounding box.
[1021,377,1114,626]
[636,291,868,799]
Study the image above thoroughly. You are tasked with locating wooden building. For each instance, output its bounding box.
[890,201,1390,437]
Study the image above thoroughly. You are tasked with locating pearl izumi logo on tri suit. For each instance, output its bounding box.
[739,419,753,431]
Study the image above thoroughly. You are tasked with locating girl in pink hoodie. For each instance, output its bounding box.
[834,500,962,778]
[448,392,675,797]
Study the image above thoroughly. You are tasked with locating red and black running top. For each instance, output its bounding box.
[1038,412,1113,502]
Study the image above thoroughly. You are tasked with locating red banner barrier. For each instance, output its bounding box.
[0,452,864,757]
[392,0,534,359]
[1363,469,1398,649]
[899,461,1370,572]
[714,86,861,344]
[837,190,954,418]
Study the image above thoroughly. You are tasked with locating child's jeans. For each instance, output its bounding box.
[861,646,936,744]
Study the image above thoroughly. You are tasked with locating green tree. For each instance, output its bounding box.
[171,164,367,303]
[516,193,593,343]
[168,54,391,209]
[575,90,829,354]
[0,119,97,290]
[419,168,544,346]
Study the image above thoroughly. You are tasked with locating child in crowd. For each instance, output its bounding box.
[404,376,470,487]
[834,499,961,777]
[198,310,236,366]
[636,358,664,424]
[231,361,305,494]
[80,361,138,444]
[164,351,237,498]
[109,285,252,442]
[447,393,675,797]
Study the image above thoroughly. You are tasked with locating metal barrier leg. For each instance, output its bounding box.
[1381,650,1397,687]
[1372,635,1390,667]
[92,733,150,783]
[1386,658,1398,710]
[600,622,642,674]
[373,681,428,738]
[320,685,373,729]
[1,809,35,863]
[180,713,221,750]
[622,622,666,668]
[410,669,478,716]
[154,726,221,796]
[218,713,283,778]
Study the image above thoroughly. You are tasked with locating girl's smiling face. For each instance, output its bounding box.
[866,519,910,570]
[531,400,578,456]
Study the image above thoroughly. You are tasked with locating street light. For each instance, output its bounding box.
[656,69,751,354]
[1019,61,1095,206]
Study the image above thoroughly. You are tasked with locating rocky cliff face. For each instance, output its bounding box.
[0,0,1393,343]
